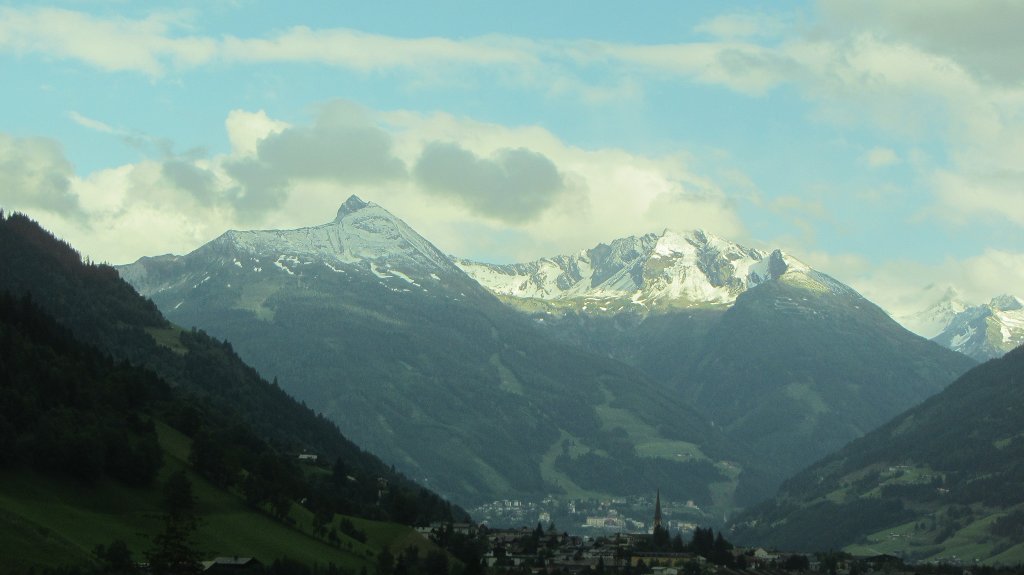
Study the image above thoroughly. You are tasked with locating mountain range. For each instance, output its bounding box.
[454,229,803,311]
[119,197,753,516]
[455,226,976,490]
[118,196,973,518]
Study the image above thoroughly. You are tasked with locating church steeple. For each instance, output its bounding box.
[654,489,663,529]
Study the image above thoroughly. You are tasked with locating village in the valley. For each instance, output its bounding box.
[447,492,917,575]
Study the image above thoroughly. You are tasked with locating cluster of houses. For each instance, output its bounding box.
[471,494,707,537]
[419,522,840,575]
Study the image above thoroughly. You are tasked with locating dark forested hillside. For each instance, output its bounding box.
[0,289,456,572]
[0,291,165,486]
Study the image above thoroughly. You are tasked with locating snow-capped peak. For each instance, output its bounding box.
[194,195,460,279]
[336,194,370,221]
[894,285,970,339]
[652,229,701,258]
[990,294,1023,311]
[930,293,1024,361]
[455,228,853,313]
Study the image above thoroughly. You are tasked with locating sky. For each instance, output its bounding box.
[1,0,1023,328]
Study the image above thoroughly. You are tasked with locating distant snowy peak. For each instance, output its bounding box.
[207,195,459,277]
[455,229,853,313]
[990,294,1024,311]
[933,294,1024,361]
[896,287,971,339]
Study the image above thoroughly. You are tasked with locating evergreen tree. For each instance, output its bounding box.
[376,547,395,575]
[94,539,138,574]
[689,527,714,558]
[711,531,734,566]
[671,532,685,552]
[146,471,202,575]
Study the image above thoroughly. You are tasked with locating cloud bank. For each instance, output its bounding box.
[2,1,1022,314]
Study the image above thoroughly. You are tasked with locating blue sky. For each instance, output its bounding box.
[2,0,1023,326]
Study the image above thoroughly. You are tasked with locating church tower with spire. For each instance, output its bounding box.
[654,489,663,529]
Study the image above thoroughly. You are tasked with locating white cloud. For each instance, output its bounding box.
[0,134,80,217]
[817,0,1024,86]
[852,249,1024,323]
[376,112,745,262]
[695,12,792,40]
[930,169,1024,227]
[0,7,215,76]
[67,111,118,135]
[596,41,792,96]
[223,101,407,222]
[864,147,900,168]
[225,109,289,156]
[0,7,538,80]
[220,27,535,71]
[4,2,1021,301]
[0,101,747,266]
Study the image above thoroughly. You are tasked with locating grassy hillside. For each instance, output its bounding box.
[0,424,385,572]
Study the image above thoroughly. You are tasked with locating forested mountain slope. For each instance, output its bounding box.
[0,211,462,525]
[730,344,1024,564]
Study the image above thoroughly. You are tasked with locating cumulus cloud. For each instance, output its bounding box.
[221,158,290,221]
[256,101,405,183]
[381,112,745,263]
[0,134,81,217]
[225,109,289,156]
[4,104,749,266]
[852,249,1024,327]
[224,101,406,221]
[864,146,900,168]
[817,0,1024,86]
[3,3,1020,319]
[161,160,218,203]
[413,143,566,223]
